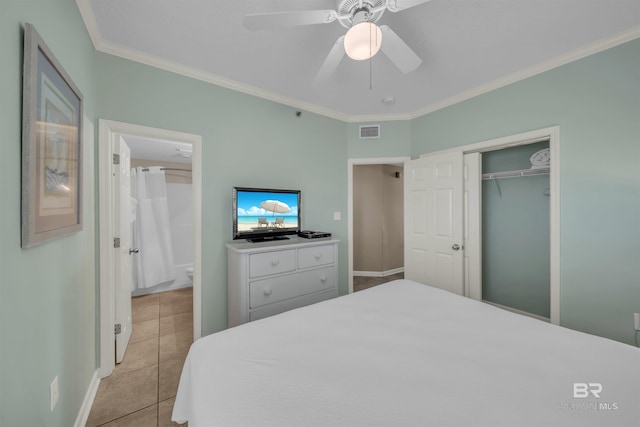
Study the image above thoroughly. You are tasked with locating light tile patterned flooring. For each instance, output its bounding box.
[353,272,404,292]
[87,288,193,427]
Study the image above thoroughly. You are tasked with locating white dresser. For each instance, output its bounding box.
[226,237,339,327]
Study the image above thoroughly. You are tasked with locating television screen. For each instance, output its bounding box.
[233,187,301,241]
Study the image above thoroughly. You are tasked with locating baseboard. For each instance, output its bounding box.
[483,300,550,323]
[74,370,100,427]
[353,267,404,278]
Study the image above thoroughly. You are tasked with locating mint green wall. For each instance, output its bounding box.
[482,143,550,318]
[1,1,638,424]
[0,1,98,426]
[93,53,349,336]
[412,39,640,345]
[347,120,412,158]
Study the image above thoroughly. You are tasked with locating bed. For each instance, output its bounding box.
[172,279,640,426]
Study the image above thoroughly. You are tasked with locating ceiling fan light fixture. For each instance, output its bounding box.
[344,21,382,61]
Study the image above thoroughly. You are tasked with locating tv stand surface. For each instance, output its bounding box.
[246,235,290,243]
[226,238,339,326]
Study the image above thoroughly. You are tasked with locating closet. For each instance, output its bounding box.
[481,141,550,319]
[404,127,558,322]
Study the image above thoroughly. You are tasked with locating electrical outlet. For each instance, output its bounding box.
[50,376,59,412]
[333,211,341,221]
[634,313,640,331]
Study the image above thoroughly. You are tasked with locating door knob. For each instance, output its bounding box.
[129,248,139,255]
[452,244,461,251]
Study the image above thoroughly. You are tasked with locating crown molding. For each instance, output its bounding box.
[75,3,351,122]
[76,1,639,124]
[406,25,640,120]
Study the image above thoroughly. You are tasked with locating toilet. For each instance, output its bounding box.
[185,266,194,282]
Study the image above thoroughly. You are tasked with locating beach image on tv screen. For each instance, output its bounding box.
[236,191,299,232]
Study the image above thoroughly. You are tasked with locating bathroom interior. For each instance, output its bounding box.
[124,134,194,298]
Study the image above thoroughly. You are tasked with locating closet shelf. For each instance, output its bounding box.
[482,167,550,181]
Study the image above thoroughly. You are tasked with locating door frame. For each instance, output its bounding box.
[421,125,560,324]
[347,156,411,294]
[98,119,203,377]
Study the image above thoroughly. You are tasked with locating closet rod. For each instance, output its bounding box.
[482,167,549,181]
[141,167,192,173]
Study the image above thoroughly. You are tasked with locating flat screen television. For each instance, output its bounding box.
[232,187,301,242]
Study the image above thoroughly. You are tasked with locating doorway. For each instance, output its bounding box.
[126,135,195,298]
[348,157,410,293]
[98,120,203,378]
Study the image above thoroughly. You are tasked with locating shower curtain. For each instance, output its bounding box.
[131,166,176,290]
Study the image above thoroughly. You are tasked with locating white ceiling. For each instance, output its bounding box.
[122,134,193,164]
[77,0,640,121]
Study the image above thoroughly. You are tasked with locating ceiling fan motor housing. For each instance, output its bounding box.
[338,0,386,28]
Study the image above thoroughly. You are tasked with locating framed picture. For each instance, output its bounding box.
[21,23,83,248]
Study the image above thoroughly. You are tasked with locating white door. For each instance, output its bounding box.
[114,135,132,363]
[404,151,464,295]
[463,152,482,300]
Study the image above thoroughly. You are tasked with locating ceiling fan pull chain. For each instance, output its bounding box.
[369,56,373,90]
[369,22,374,90]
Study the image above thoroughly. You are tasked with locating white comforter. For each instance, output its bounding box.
[173,279,640,426]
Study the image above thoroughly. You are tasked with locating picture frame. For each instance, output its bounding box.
[21,23,83,248]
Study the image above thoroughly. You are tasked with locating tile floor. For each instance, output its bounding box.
[87,287,193,427]
[353,272,405,292]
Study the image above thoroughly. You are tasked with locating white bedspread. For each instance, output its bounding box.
[173,280,640,426]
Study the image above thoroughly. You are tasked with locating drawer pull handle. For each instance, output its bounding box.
[320,275,327,283]
[271,259,279,267]
[263,287,272,296]
[315,253,322,260]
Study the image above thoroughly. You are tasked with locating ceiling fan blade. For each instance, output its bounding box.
[313,36,346,85]
[387,0,433,12]
[379,25,422,74]
[243,10,338,31]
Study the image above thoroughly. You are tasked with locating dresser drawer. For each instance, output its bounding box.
[249,289,337,322]
[249,266,336,308]
[298,244,334,269]
[249,249,296,278]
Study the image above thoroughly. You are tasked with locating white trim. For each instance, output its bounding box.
[75,0,640,123]
[420,126,557,157]
[73,370,100,427]
[98,120,203,378]
[353,268,404,278]
[347,157,411,294]
[463,152,482,301]
[483,300,551,323]
[548,128,561,326]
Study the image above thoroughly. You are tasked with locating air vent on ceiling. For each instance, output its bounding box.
[359,125,380,139]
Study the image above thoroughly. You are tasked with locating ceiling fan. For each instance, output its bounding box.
[243,0,433,83]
